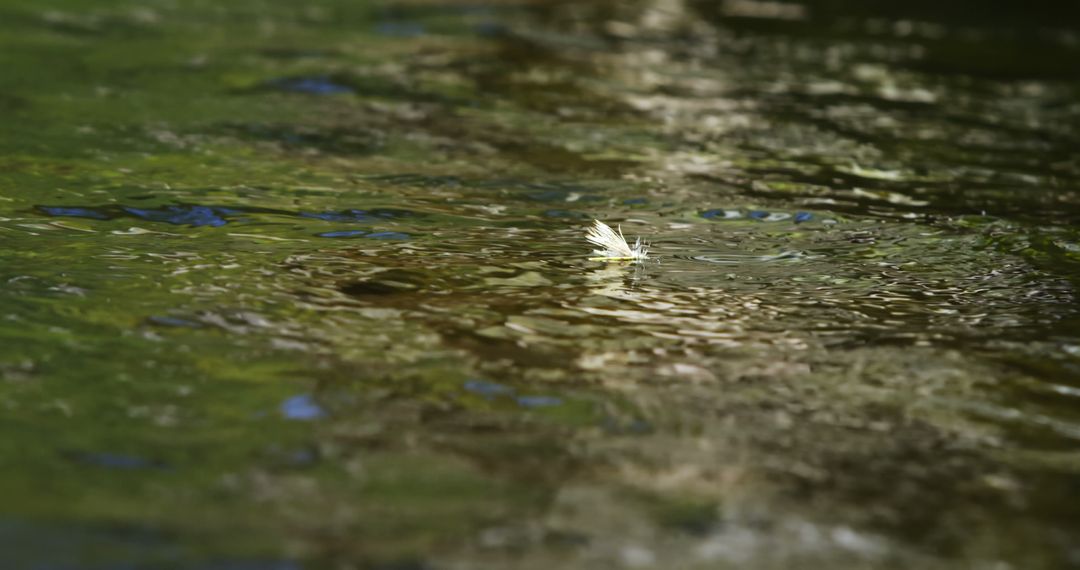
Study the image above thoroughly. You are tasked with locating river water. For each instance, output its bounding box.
[2,1,1079,568]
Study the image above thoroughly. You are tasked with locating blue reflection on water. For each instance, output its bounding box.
[463,379,515,398]
[37,207,110,220]
[701,209,741,220]
[702,209,815,223]
[38,204,418,232]
[463,380,563,409]
[280,395,326,421]
[122,206,229,227]
[516,396,563,408]
[316,230,368,238]
[268,76,353,95]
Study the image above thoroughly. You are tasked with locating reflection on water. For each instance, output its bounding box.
[1,0,1080,568]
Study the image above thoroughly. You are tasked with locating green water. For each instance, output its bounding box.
[2,0,1080,568]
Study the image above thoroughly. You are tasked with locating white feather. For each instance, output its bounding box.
[585,220,649,261]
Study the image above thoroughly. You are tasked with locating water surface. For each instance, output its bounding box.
[2,0,1080,568]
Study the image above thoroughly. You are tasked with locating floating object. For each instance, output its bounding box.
[585,219,649,262]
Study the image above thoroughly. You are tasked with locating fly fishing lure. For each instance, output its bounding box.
[585,219,649,262]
